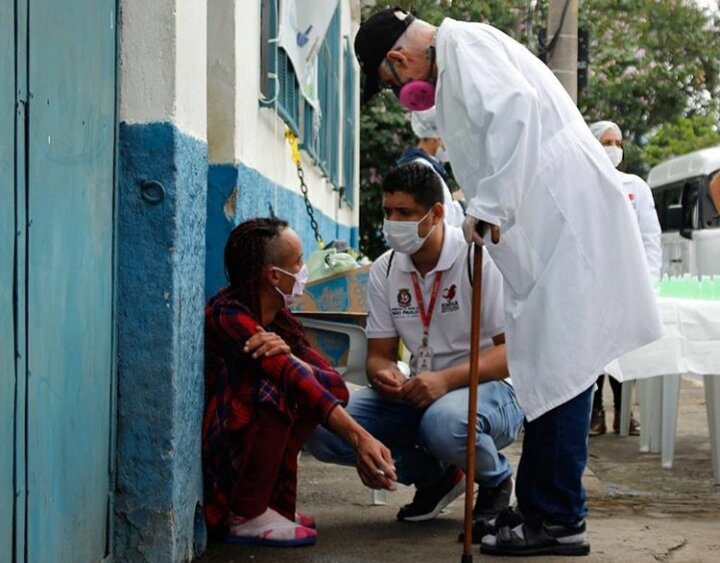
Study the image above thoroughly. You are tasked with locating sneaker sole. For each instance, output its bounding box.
[400,476,466,522]
[480,541,590,557]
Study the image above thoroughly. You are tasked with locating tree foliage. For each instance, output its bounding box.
[644,114,720,167]
[579,0,720,142]
[577,0,720,174]
[359,0,720,257]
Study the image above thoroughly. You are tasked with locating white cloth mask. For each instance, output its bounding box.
[383,210,436,255]
[435,146,449,163]
[604,146,623,168]
[273,263,309,307]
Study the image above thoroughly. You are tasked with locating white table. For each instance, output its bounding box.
[605,298,720,485]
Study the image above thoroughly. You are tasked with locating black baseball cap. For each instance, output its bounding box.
[354,7,416,103]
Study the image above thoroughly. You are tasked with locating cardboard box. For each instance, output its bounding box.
[291,264,371,314]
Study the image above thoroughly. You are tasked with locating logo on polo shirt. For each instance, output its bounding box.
[441,284,459,313]
[397,288,412,308]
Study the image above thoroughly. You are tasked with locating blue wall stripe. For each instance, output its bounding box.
[116,121,206,561]
[206,161,359,299]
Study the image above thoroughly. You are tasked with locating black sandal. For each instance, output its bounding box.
[480,514,590,557]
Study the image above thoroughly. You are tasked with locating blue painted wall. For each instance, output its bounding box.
[0,1,16,558]
[206,162,360,298]
[115,121,206,562]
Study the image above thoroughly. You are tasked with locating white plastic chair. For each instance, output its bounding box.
[636,374,720,485]
[298,316,368,386]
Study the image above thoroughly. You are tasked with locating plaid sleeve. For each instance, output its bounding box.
[259,353,347,424]
[214,305,347,423]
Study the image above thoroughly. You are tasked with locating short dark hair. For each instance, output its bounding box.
[382,162,444,210]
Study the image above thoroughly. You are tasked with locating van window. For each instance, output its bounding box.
[654,184,683,231]
[681,179,700,230]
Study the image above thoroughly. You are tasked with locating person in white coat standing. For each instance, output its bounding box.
[354,7,663,557]
[588,120,662,437]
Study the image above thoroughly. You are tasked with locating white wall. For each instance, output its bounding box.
[208,0,360,230]
[120,0,207,140]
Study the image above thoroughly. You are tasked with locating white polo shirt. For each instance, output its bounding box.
[367,224,505,374]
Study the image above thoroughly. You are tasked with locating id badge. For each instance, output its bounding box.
[416,345,434,373]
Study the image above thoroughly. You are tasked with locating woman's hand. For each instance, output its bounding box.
[355,434,397,491]
[244,326,291,358]
[326,406,397,491]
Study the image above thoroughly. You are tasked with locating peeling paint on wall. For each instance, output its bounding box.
[223,186,238,221]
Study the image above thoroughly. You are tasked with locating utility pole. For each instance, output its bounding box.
[547,0,578,103]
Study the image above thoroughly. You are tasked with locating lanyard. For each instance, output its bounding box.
[410,271,443,347]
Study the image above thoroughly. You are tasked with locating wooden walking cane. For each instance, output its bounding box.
[462,227,485,563]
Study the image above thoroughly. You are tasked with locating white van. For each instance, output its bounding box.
[647,145,720,277]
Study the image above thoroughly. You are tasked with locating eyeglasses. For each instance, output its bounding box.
[379,57,404,96]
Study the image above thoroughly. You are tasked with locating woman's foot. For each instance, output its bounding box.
[589,407,606,436]
[225,507,317,547]
[295,511,316,529]
[613,409,641,435]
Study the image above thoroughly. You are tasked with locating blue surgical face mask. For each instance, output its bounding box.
[273,263,309,306]
[383,209,436,255]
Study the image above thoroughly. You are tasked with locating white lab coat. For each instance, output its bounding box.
[408,156,466,227]
[434,19,663,420]
[619,171,662,280]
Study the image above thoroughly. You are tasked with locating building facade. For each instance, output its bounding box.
[0,1,360,561]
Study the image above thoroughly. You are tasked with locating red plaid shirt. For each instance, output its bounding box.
[202,288,349,526]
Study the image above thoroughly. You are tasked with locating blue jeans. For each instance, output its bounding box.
[306,380,524,489]
[515,385,594,526]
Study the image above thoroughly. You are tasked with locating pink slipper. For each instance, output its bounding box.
[295,511,316,529]
[225,508,316,547]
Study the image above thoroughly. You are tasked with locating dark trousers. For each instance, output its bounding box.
[593,374,622,411]
[515,386,593,526]
[229,406,316,521]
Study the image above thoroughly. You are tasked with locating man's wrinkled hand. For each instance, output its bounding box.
[462,215,480,244]
[462,215,500,245]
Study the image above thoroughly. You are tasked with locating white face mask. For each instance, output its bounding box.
[604,146,623,168]
[383,209,436,255]
[273,263,309,307]
[435,146,449,163]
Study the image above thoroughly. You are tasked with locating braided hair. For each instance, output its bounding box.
[224,217,307,351]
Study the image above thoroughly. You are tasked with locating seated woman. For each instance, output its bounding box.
[203,217,396,548]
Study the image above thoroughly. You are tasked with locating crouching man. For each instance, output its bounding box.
[307,163,523,533]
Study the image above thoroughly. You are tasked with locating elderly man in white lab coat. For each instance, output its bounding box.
[354,7,663,557]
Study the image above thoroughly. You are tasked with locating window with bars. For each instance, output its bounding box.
[259,0,300,134]
[259,1,356,201]
[341,37,357,207]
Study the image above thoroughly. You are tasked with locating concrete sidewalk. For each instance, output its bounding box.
[200,377,720,562]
